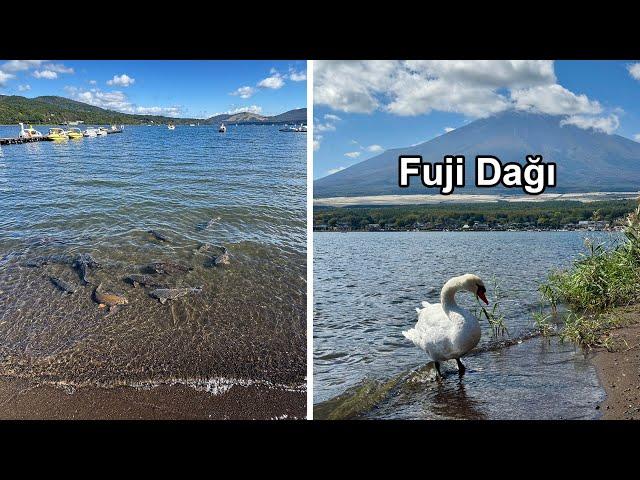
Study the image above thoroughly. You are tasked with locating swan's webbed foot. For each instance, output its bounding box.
[456,358,466,376]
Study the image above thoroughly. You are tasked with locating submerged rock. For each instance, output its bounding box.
[23,254,74,268]
[149,287,203,304]
[147,230,171,242]
[195,216,222,231]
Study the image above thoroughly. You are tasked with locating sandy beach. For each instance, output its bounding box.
[0,378,305,420]
[592,309,640,420]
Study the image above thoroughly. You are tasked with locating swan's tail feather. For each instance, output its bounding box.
[403,328,418,343]
[421,301,431,308]
[415,307,421,313]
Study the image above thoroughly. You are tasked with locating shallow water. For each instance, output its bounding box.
[314,231,617,418]
[0,125,306,389]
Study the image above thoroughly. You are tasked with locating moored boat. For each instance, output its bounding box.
[168,123,176,130]
[83,127,98,137]
[96,127,108,136]
[66,127,84,139]
[19,123,43,139]
[47,128,68,140]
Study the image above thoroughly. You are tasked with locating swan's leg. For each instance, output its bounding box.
[456,358,466,375]
[433,361,442,380]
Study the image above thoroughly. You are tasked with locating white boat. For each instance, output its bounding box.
[279,124,307,132]
[168,123,176,130]
[219,123,226,133]
[96,127,109,136]
[190,123,196,127]
[19,123,43,139]
[83,127,98,137]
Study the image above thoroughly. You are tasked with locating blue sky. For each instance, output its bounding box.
[313,60,640,179]
[0,60,306,118]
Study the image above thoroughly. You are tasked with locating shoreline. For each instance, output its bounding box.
[0,377,305,420]
[591,308,640,419]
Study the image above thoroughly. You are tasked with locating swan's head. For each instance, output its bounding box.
[461,274,488,305]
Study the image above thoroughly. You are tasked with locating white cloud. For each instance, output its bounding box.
[328,166,346,174]
[1,60,43,73]
[444,127,455,133]
[258,73,284,89]
[217,105,263,115]
[313,134,323,151]
[0,70,15,86]
[64,86,183,117]
[314,60,605,120]
[345,151,361,158]
[511,84,601,115]
[316,122,336,132]
[89,80,97,85]
[231,86,256,99]
[44,63,74,74]
[323,114,341,121]
[17,84,31,92]
[288,69,306,82]
[634,133,640,142]
[560,114,619,134]
[366,144,383,152]
[33,70,57,80]
[628,63,640,81]
[107,74,135,87]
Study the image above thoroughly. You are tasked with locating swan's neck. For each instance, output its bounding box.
[440,277,464,314]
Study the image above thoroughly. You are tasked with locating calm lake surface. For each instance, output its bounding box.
[0,124,306,391]
[314,231,619,419]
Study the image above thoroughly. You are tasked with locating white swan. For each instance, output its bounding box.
[403,274,488,378]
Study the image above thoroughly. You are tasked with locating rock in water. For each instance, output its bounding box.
[195,216,221,231]
[93,283,128,310]
[214,247,231,266]
[147,230,171,242]
[149,287,203,304]
[50,276,77,294]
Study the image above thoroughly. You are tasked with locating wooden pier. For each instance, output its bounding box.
[0,136,53,146]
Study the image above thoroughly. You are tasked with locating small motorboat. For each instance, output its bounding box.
[83,127,98,137]
[66,127,84,139]
[47,127,68,140]
[19,123,43,139]
[96,127,109,136]
[190,123,196,127]
[219,123,227,133]
[279,124,307,132]
[168,123,176,130]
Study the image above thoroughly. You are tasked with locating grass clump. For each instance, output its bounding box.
[474,276,509,337]
[540,203,640,347]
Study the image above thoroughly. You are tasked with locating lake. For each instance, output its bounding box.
[0,124,306,392]
[313,231,619,419]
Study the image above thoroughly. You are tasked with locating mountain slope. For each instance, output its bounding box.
[0,95,306,125]
[314,111,640,198]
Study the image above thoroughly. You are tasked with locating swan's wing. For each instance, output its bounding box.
[403,304,451,352]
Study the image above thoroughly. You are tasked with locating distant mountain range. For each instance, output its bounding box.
[314,111,640,198]
[0,95,306,126]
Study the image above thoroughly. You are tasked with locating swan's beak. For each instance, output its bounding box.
[477,290,489,305]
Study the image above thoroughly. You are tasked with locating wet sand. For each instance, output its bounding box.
[0,378,305,420]
[592,308,640,419]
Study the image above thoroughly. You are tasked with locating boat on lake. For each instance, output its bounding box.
[279,124,307,132]
[47,128,68,140]
[96,127,108,136]
[168,123,176,130]
[83,127,98,137]
[19,123,43,139]
[219,123,226,133]
[66,127,83,139]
